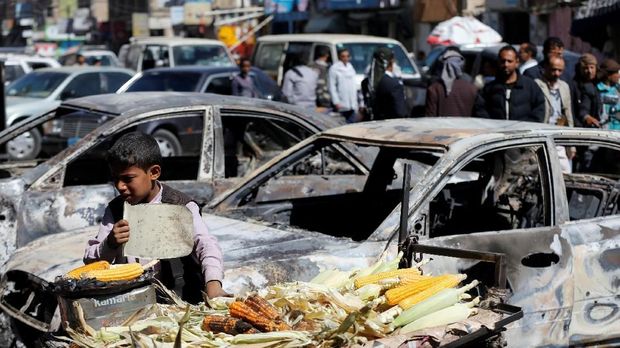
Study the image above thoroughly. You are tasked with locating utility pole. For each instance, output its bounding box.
[0,61,5,132]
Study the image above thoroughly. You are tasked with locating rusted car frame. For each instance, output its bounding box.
[207,119,619,346]
[2,118,618,346]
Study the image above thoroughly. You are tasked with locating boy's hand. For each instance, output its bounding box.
[107,219,130,248]
[205,280,231,299]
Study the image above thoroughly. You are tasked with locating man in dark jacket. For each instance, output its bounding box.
[372,47,407,120]
[474,45,545,122]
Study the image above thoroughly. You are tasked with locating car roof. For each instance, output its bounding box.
[142,66,240,74]
[321,118,608,149]
[32,66,134,74]
[132,37,226,46]
[59,92,340,130]
[81,50,117,56]
[257,34,404,45]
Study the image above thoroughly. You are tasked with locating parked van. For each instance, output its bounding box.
[252,34,424,113]
[119,37,236,72]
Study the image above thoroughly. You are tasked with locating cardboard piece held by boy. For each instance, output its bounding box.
[123,202,194,259]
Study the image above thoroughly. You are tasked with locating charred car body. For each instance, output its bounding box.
[0,92,346,266]
[2,118,619,346]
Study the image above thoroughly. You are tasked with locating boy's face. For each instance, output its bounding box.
[111,165,161,204]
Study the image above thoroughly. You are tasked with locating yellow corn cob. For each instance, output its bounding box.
[398,274,466,310]
[354,268,421,289]
[84,263,144,282]
[385,275,448,306]
[66,261,110,279]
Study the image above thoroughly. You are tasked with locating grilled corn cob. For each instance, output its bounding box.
[354,268,421,289]
[229,301,289,332]
[398,274,466,309]
[66,261,110,279]
[201,315,258,335]
[83,263,144,282]
[244,295,280,320]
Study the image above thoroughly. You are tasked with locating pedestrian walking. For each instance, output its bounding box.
[534,55,574,126]
[282,53,319,109]
[474,45,545,122]
[368,47,407,120]
[596,58,620,130]
[518,42,538,75]
[425,49,477,117]
[309,46,332,111]
[329,48,359,122]
[572,53,602,127]
[534,55,575,173]
[232,58,260,98]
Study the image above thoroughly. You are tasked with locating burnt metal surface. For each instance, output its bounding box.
[2,119,620,346]
[0,92,346,267]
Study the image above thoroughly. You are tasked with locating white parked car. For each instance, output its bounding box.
[4,66,134,159]
[118,37,236,72]
[1,55,61,85]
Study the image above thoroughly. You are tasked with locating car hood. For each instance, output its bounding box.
[5,97,59,122]
[3,213,389,294]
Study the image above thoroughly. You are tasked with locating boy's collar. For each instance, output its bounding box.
[149,181,163,204]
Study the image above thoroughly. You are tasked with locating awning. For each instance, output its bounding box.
[571,0,620,48]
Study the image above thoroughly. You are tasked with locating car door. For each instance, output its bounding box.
[551,137,620,345]
[15,108,217,248]
[405,138,577,346]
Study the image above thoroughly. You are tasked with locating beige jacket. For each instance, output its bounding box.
[534,79,574,127]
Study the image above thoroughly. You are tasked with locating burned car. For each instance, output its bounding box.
[2,118,619,346]
[0,92,348,266]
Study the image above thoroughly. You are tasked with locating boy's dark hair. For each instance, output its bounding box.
[498,45,518,58]
[107,132,162,171]
[337,48,350,58]
[543,37,564,54]
[522,42,537,57]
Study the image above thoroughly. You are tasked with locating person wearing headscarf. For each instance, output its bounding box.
[369,47,407,120]
[425,50,478,117]
[571,53,601,127]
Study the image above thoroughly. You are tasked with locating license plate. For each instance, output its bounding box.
[68,136,81,146]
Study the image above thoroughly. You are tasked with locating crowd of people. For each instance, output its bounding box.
[426,36,620,132]
[230,36,620,131]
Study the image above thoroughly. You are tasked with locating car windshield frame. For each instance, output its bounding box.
[171,45,234,67]
[125,71,204,92]
[337,42,417,76]
[6,71,69,98]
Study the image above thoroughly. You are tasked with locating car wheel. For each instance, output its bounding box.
[152,129,182,157]
[6,128,42,160]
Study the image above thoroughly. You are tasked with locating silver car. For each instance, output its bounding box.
[4,67,134,159]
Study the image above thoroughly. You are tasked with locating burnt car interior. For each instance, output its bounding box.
[228,139,436,241]
[560,144,620,220]
[221,114,312,178]
[429,146,550,237]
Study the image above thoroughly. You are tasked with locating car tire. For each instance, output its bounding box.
[6,128,42,160]
[152,129,182,157]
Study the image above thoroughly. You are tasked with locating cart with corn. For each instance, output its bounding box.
[53,247,522,348]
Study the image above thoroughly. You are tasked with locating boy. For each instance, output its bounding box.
[83,132,226,303]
